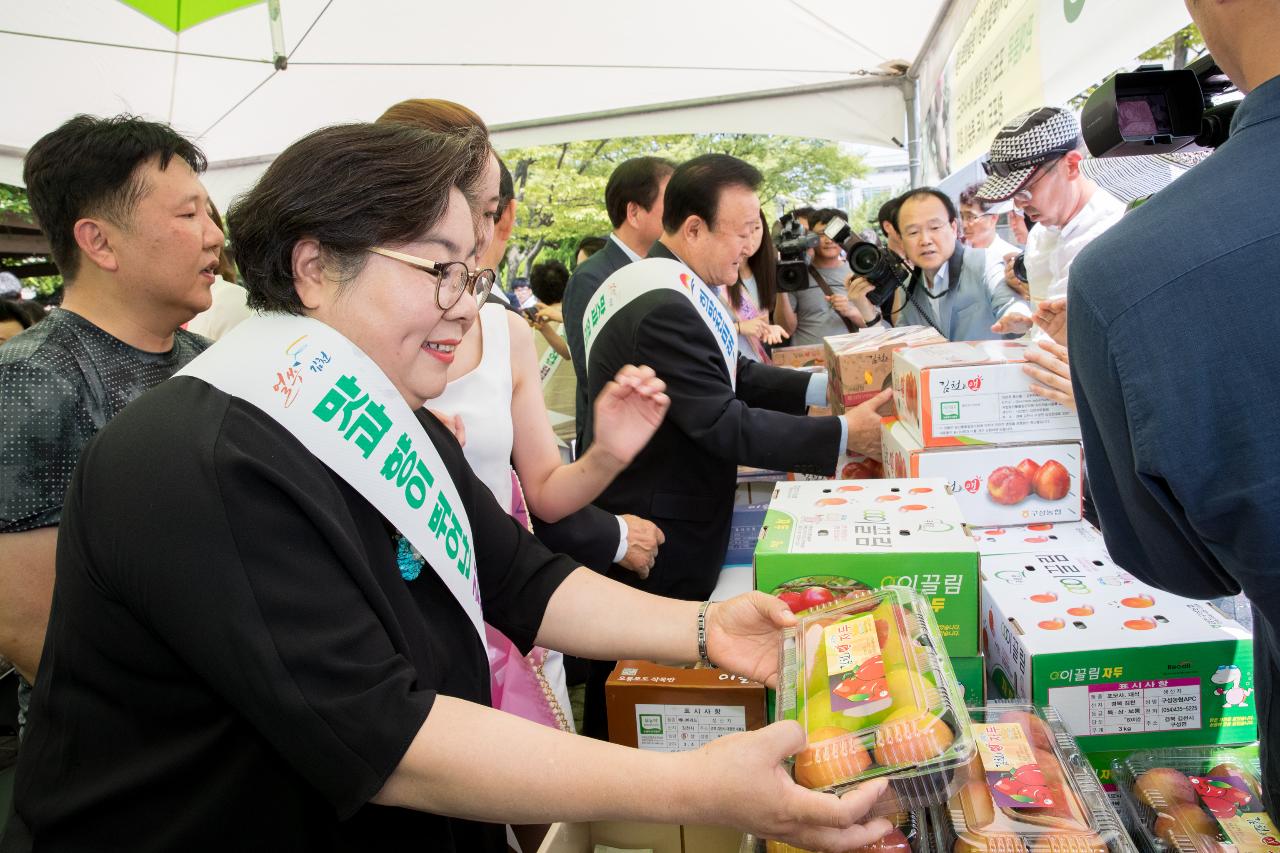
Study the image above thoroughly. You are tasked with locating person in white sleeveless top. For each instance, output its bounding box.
[431,303,577,732]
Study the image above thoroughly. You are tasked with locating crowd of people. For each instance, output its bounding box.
[0,0,1276,848]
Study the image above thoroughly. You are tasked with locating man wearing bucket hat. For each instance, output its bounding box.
[975,107,1201,411]
[976,107,1126,330]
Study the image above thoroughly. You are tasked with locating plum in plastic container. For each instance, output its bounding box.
[740,809,934,853]
[776,585,975,815]
[1112,746,1270,853]
[930,703,1134,853]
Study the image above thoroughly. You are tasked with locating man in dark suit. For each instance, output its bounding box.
[578,154,890,736]
[563,157,674,452]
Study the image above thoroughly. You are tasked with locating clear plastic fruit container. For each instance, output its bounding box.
[1111,746,1269,853]
[776,585,975,814]
[740,809,934,853]
[929,703,1133,853]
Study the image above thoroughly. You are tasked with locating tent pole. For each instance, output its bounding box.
[904,77,923,188]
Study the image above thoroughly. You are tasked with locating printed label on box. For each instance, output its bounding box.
[1196,775,1280,852]
[974,723,1051,808]
[634,703,747,752]
[1047,678,1202,737]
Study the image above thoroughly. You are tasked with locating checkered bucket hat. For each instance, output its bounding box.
[975,107,1081,202]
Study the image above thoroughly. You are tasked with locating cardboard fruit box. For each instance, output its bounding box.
[605,661,767,751]
[753,477,979,657]
[951,654,986,705]
[892,340,1081,447]
[881,417,1084,528]
[980,549,1256,754]
[970,520,1107,556]
[770,343,826,369]
[823,325,946,414]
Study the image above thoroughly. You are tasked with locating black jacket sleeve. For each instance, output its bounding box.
[735,355,813,415]
[634,298,841,476]
[529,504,622,573]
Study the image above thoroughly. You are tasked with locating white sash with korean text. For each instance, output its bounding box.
[177,313,483,643]
[582,258,738,389]
[537,324,565,388]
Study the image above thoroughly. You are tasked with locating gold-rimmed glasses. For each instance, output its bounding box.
[369,246,496,311]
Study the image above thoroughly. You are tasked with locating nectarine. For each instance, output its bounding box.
[1033,461,1071,501]
[989,467,1031,505]
[793,726,873,789]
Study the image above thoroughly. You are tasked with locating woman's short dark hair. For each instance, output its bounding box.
[662,154,762,234]
[22,114,206,281]
[228,123,490,314]
[605,157,676,229]
[894,188,959,231]
[529,259,570,305]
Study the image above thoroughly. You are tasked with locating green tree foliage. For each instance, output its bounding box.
[0,183,62,297]
[498,134,867,285]
[1070,25,1205,110]
[1139,24,1205,67]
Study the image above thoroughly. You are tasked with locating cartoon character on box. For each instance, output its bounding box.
[1212,664,1254,709]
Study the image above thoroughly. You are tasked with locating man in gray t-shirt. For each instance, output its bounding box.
[0,116,221,728]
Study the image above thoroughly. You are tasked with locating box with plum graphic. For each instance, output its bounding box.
[881,417,1083,527]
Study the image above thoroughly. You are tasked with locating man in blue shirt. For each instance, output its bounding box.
[1068,0,1280,810]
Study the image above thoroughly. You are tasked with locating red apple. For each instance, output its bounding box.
[1011,765,1047,787]
[988,466,1031,505]
[1016,458,1041,483]
[1033,460,1071,501]
[778,591,806,614]
[799,586,836,611]
[994,777,1022,796]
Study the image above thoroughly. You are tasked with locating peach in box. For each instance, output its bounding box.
[880,418,1083,528]
[892,341,1081,447]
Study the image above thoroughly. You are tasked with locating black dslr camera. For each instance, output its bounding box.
[846,241,910,308]
[773,214,908,306]
[823,217,909,308]
[773,214,821,293]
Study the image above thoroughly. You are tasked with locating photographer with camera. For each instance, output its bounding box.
[890,188,1029,341]
[774,208,871,344]
[1068,0,1280,810]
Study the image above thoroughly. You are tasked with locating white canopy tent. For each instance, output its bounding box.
[1,0,1190,209]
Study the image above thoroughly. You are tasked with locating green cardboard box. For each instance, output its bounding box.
[754,478,979,656]
[981,549,1256,753]
[951,654,985,705]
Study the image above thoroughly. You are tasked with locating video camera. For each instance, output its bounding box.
[773,214,820,293]
[773,214,907,307]
[1082,54,1238,156]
